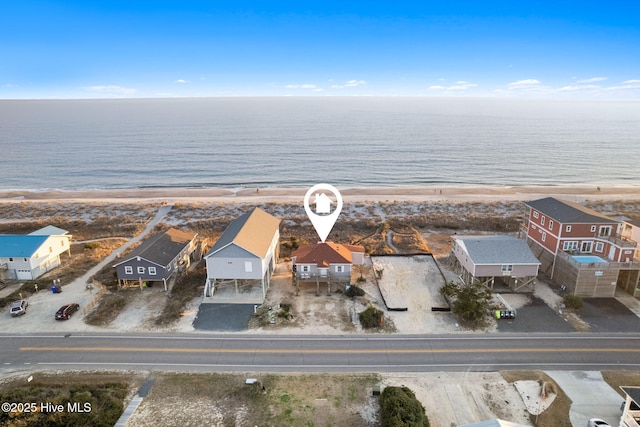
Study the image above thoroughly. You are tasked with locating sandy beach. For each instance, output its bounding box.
[1,184,639,204]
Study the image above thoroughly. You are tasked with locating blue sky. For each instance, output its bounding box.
[2,1,639,99]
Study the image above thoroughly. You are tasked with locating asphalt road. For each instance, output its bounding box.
[2,332,640,373]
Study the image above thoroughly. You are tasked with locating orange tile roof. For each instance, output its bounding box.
[292,242,364,267]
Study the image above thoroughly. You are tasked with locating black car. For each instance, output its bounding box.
[55,303,79,320]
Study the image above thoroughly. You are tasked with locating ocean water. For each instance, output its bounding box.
[0,97,639,191]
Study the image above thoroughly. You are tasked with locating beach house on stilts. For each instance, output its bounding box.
[203,207,280,303]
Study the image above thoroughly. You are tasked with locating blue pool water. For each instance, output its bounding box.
[572,255,606,263]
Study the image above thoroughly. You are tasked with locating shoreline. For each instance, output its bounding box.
[1,184,640,204]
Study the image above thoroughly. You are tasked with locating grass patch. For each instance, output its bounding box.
[132,372,379,426]
[0,372,141,427]
[501,371,571,427]
[602,370,640,398]
[84,292,131,326]
[154,261,207,326]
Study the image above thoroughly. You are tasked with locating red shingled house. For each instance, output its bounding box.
[292,242,365,294]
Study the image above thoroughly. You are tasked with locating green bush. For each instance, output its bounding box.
[439,281,459,298]
[563,294,583,310]
[277,302,292,319]
[359,306,384,328]
[346,285,365,297]
[380,386,429,427]
[445,282,492,328]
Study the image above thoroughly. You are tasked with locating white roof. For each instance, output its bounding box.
[28,225,69,236]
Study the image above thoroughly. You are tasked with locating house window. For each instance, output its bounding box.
[244,261,253,273]
[137,266,145,274]
[549,220,553,230]
[542,232,546,242]
[125,266,133,274]
[566,225,572,233]
[61,241,64,246]
[533,211,539,219]
[563,241,578,251]
[581,242,592,253]
[336,265,344,273]
[599,226,612,237]
[49,246,53,253]
[595,242,604,252]
[541,216,546,226]
[501,264,513,273]
[149,267,157,275]
[590,225,596,232]
[302,265,310,272]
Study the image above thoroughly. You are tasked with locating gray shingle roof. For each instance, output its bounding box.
[524,197,618,224]
[115,228,196,267]
[621,386,640,406]
[456,235,541,265]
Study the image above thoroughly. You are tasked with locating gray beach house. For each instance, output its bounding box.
[203,207,281,300]
[451,235,541,291]
[113,228,200,291]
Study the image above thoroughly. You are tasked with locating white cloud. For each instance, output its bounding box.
[331,79,367,89]
[507,79,541,88]
[577,77,607,83]
[82,85,137,95]
[556,84,600,92]
[285,83,319,90]
[606,80,640,91]
[448,81,478,90]
[174,79,190,84]
[428,81,477,91]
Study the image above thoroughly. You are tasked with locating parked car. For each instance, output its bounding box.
[587,418,611,427]
[55,303,79,320]
[9,300,28,317]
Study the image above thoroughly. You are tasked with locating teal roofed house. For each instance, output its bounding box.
[0,226,72,281]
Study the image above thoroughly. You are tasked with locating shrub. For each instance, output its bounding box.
[346,285,365,298]
[277,302,292,319]
[445,281,493,328]
[380,386,429,427]
[439,281,459,298]
[359,306,384,328]
[563,294,583,310]
[84,241,101,250]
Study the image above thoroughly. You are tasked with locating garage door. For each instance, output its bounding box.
[16,270,33,280]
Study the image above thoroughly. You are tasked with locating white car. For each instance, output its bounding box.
[9,300,28,317]
[587,418,610,427]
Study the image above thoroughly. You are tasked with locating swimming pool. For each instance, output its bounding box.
[572,255,606,263]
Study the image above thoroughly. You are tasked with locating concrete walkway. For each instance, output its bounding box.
[546,371,623,427]
[615,290,640,317]
[71,204,173,288]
